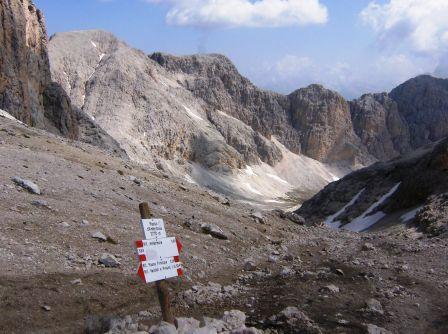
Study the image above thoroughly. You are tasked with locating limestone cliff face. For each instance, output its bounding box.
[0,0,78,138]
[350,93,411,161]
[0,0,50,126]
[48,30,448,182]
[288,85,370,165]
[151,53,371,166]
[390,75,448,149]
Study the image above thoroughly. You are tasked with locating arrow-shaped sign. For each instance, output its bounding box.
[136,237,183,262]
[137,257,183,283]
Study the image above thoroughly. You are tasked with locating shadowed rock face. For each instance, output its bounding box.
[0,0,50,126]
[390,75,448,149]
[297,137,448,231]
[0,0,78,138]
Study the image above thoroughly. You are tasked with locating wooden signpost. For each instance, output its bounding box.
[137,202,183,325]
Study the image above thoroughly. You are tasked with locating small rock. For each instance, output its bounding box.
[81,219,90,226]
[250,212,266,224]
[362,243,375,251]
[285,212,306,225]
[201,223,228,240]
[176,317,200,334]
[243,259,257,271]
[366,324,391,334]
[335,269,345,276]
[139,311,151,318]
[12,177,41,195]
[129,175,142,185]
[192,327,217,334]
[149,321,177,334]
[203,318,226,333]
[59,221,70,228]
[91,231,107,242]
[320,284,340,294]
[268,255,278,263]
[70,278,82,285]
[31,199,49,208]
[273,307,322,333]
[99,253,120,267]
[42,305,51,311]
[365,298,384,315]
[280,267,295,277]
[222,310,246,331]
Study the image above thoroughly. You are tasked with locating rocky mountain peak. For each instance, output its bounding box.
[0,0,78,138]
[389,75,448,148]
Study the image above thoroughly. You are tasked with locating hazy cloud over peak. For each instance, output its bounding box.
[147,0,328,28]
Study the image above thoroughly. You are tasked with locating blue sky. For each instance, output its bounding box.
[35,0,447,98]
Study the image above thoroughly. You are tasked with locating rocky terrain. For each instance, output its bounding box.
[1,112,447,334]
[297,137,448,234]
[1,2,448,333]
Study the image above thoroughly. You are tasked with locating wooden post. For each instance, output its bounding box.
[139,202,175,325]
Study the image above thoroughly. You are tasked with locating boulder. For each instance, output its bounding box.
[99,253,120,267]
[176,317,200,334]
[12,177,41,195]
[149,322,178,334]
[201,224,228,240]
[91,231,108,242]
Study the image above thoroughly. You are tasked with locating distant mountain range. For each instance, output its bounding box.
[1,0,447,208]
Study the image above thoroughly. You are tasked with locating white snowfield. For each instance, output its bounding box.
[400,206,424,222]
[324,188,366,229]
[342,183,401,232]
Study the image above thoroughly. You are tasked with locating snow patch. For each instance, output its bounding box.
[185,174,197,184]
[324,188,365,229]
[99,53,106,61]
[342,183,401,232]
[266,173,289,185]
[183,105,204,121]
[243,182,263,196]
[0,109,24,124]
[400,206,424,222]
[286,203,302,212]
[264,199,284,204]
[244,165,256,176]
[330,173,340,182]
[90,41,97,48]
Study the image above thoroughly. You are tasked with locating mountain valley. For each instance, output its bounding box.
[0,1,447,334]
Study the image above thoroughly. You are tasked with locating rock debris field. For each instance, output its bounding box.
[0,117,447,334]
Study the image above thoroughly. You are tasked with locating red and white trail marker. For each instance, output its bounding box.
[136,237,183,262]
[141,218,167,239]
[138,257,183,283]
[136,217,184,284]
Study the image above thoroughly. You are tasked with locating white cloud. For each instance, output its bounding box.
[248,53,434,98]
[147,0,328,28]
[361,0,448,54]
